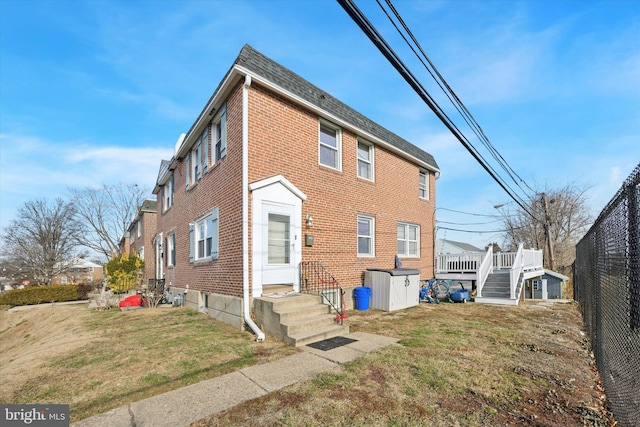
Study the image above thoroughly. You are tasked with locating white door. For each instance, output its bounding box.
[155,235,163,279]
[262,203,296,285]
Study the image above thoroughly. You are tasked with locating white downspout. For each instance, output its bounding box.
[242,74,265,342]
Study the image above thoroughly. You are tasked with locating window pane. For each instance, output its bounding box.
[398,240,406,255]
[358,218,370,236]
[320,145,336,168]
[358,161,370,179]
[397,224,406,239]
[409,226,417,240]
[409,241,418,255]
[358,237,370,254]
[357,142,370,161]
[320,125,337,148]
[268,214,290,264]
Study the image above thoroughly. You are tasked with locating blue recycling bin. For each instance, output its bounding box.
[354,286,371,310]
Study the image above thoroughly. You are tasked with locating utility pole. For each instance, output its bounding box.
[541,193,555,271]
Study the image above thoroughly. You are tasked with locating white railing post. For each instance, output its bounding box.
[476,246,493,298]
[510,243,524,299]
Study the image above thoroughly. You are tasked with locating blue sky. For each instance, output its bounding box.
[1,0,638,249]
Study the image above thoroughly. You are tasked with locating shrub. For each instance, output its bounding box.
[0,285,81,306]
[105,254,145,293]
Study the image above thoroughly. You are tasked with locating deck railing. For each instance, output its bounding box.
[476,245,493,298]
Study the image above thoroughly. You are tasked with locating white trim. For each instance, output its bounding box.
[248,175,307,201]
[251,177,305,294]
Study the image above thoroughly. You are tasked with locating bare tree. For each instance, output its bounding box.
[497,183,592,275]
[1,198,83,285]
[69,183,149,260]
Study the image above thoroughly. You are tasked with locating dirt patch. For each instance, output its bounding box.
[0,304,96,398]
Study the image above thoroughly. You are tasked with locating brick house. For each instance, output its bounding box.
[152,45,439,343]
[124,199,157,285]
[52,257,104,286]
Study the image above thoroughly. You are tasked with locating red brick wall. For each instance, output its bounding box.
[157,83,245,298]
[246,82,436,288]
[157,78,436,298]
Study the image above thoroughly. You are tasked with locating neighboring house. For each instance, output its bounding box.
[152,45,439,338]
[435,239,483,254]
[125,199,158,284]
[52,257,104,285]
[524,269,568,300]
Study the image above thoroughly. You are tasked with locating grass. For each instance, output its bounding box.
[1,300,614,426]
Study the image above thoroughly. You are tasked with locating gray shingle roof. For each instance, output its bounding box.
[235,45,438,171]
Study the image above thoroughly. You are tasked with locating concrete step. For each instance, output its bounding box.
[287,323,350,347]
[283,313,340,336]
[276,303,333,322]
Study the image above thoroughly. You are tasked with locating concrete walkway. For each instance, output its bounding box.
[71,332,399,427]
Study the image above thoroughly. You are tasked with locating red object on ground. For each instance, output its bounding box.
[119,294,144,308]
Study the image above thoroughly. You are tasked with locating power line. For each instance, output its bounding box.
[378,0,537,197]
[337,0,538,220]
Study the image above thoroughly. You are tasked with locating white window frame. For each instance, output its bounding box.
[164,172,174,212]
[211,103,227,163]
[419,170,429,199]
[357,139,374,181]
[319,121,341,170]
[190,209,219,262]
[397,222,420,258]
[357,214,375,257]
[191,140,202,183]
[167,233,176,267]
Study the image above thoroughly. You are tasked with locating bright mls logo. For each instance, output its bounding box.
[1,405,69,426]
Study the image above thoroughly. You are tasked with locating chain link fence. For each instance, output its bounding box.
[574,163,640,427]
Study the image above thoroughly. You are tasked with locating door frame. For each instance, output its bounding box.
[249,175,306,297]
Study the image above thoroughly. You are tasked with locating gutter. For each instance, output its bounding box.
[242,74,265,342]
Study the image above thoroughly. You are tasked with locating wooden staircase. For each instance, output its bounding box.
[253,286,348,347]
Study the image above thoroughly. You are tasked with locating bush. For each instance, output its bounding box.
[105,254,145,293]
[77,283,93,300]
[0,285,86,307]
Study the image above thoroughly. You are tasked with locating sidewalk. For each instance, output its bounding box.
[71,332,399,427]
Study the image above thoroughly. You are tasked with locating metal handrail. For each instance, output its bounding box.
[300,261,346,325]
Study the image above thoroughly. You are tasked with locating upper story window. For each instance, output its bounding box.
[138,246,144,259]
[319,121,341,170]
[166,233,176,267]
[137,220,142,238]
[357,139,374,180]
[130,228,135,242]
[357,215,374,257]
[163,172,174,212]
[189,209,219,262]
[185,103,227,190]
[397,222,420,257]
[212,103,227,163]
[419,171,429,199]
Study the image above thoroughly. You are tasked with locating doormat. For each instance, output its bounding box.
[307,336,357,351]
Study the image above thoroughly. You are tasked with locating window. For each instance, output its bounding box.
[164,172,174,212]
[61,276,68,284]
[137,220,142,238]
[138,246,144,259]
[419,171,429,199]
[189,209,219,262]
[319,122,341,170]
[192,140,202,182]
[397,222,420,257]
[167,233,176,267]
[212,103,227,163]
[357,140,373,180]
[357,215,374,256]
[130,228,135,242]
[533,280,542,291]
